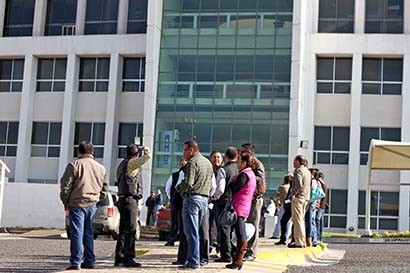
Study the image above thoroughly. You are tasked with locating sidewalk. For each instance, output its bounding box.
[55,238,327,273]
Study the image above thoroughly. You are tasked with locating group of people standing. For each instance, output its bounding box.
[272,155,328,248]
[165,140,266,270]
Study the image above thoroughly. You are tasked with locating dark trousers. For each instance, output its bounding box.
[115,197,138,262]
[167,204,179,243]
[200,206,210,263]
[146,207,154,226]
[280,203,292,241]
[176,205,188,263]
[246,197,263,258]
[215,202,232,259]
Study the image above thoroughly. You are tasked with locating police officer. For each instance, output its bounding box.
[115,144,151,267]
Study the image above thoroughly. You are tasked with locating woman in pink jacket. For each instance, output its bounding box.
[226,152,256,270]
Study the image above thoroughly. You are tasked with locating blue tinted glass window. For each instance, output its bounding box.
[4,0,35,36]
[85,0,119,34]
[45,0,77,35]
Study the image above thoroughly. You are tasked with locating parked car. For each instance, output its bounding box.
[156,207,171,241]
[65,191,141,240]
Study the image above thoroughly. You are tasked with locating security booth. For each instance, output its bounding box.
[366,140,410,234]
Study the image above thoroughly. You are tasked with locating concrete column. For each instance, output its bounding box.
[142,0,163,222]
[15,55,37,182]
[58,54,78,178]
[398,54,410,231]
[117,0,129,34]
[405,0,410,34]
[103,54,121,181]
[354,0,366,34]
[0,0,7,37]
[311,0,319,33]
[346,53,362,233]
[32,0,47,36]
[75,0,87,35]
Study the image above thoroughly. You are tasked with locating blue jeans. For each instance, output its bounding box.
[69,205,97,266]
[305,202,317,245]
[315,208,325,242]
[182,195,208,267]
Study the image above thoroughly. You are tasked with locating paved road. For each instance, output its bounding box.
[286,243,410,273]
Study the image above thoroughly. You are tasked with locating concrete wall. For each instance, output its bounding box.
[1,183,65,228]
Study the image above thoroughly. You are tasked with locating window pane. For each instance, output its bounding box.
[0,146,4,156]
[335,58,352,80]
[118,147,126,158]
[319,0,336,18]
[0,123,6,143]
[358,190,366,215]
[31,146,47,157]
[383,59,403,81]
[79,58,96,79]
[74,123,92,144]
[336,21,354,33]
[11,82,22,92]
[31,122,48,145]
[383,83,401,95]
[387,0,403,19]
[37,59,53,79]
[123,58,140,79]
[118,123,137,145]
[97,58,110,79]
[362,83,381,94]
[366,0,384,18]
[5,145,17,156]
[79,81,95,92]
[379,191,399,216]
[49,123,62,145]
[362,58,381,81]
[53,81,66,92]
[7,122,19,144]
[96,81,109,92]
[36,82,52,92]
[334,83,351,94]
[360,153,369,165]
[381,128,401,141]
[4,0,35,37]
[0,60,12,80]
[314,126,331,150]
[92,123,105,145]
[54,59,67,79]
[48,147,60,157]
[317,152,331,164]
[317,58,333,80]
[13,60,24,79]
[128,0,147,20]
[379,218,398,230]
[123,81,139,92]
[333,127,350,151]
[360,128,379,151]
[338,0,355,18]
[330,189,348,214]
[329,216,346,228]
[332,153,349,164]
[94,147,104,158]
[0,82,10,92]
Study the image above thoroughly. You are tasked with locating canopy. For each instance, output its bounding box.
[368,140,410,170]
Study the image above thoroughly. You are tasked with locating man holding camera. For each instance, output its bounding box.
[115,144,151,267]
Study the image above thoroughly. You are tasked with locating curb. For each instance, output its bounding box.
[256,244,327,265]
[325,237,410,244]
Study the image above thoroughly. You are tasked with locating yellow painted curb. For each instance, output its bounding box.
[256,244,327,265]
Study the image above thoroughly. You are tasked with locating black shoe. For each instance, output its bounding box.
[214,257,232,263]
[178,263,200,270]
[200,260,208,266]
[243,255,255,262]
[123,259,142,268]
[81,263,95,269]
[275,240,287,245]
[65,265,80,270]
[288,243,303,248]
[165,241,175,246]
[172,260,184,265]
[269,236,279,239]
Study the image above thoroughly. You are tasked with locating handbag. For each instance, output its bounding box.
[310,180,326,201]
[219,201,237,226]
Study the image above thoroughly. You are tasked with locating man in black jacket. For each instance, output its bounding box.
[115,144,151,267]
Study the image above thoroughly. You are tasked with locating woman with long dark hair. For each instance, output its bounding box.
[226,152,256,270]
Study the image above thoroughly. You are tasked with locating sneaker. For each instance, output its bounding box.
[243,255,255,262]
[172,260,185,265]
[200,260,208,266]
[287,243,303,248]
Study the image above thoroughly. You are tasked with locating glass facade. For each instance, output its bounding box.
[153,0,293,195]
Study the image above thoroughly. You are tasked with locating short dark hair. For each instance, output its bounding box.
[126,143,139,157]
[318,172,325,179]
[294,155,307,166]
[225,146,238,160]
[78,141,93,155]
[210,150,221,157]
[184,139,200,152]
[241,143,255,154]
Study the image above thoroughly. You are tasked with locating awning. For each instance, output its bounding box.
[368,139,410,171]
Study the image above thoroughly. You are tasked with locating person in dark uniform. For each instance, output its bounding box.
[114,144,151,268]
